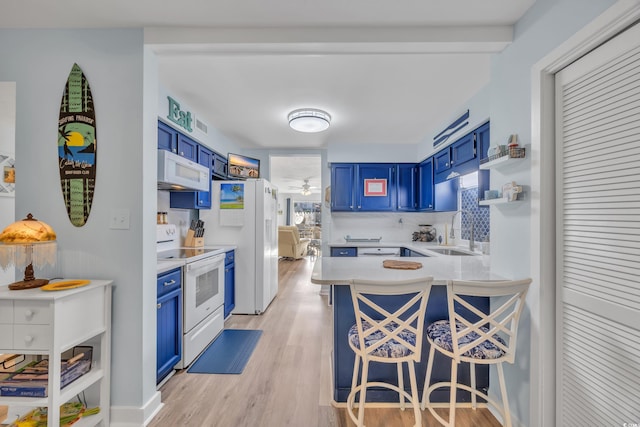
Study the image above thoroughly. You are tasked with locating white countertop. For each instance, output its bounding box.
[157,244,236,274]
[311,255,502,285]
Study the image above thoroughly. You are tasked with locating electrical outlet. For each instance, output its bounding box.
[109,209,130,230]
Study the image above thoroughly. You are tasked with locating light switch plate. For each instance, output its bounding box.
[109,208,130,230]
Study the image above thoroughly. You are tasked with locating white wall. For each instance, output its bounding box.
[0,29,160,425]
[0,82,16,285]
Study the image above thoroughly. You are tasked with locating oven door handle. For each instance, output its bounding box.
[186,253,226,274]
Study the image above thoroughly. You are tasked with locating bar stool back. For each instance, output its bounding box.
[347,277,434,427]
[421,278,532,427]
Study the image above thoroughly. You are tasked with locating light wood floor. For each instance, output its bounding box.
[149,257,502,427]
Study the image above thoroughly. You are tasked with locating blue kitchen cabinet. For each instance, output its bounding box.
[450,132,477,176]
[331,247,357,257]
[157,268,182,384]
[212,152,228,180]
[434,178,459,211]
[433,149,451,182]
[475,122,491,200]
[224,250,235,318]
[158,121,178,154]
[418,157,434,211]
[396,163,418,211]
[356,163,396,211]
[177,133,198,161]
[331,164,356,211]
[170,144,213,209]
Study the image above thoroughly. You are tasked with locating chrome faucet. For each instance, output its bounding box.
[450,210,475,252]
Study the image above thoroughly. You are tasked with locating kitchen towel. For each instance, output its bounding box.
[187,329,262,375]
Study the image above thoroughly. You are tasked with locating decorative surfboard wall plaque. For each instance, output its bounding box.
[58,63,97,227]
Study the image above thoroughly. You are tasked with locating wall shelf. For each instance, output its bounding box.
[479,148,526,170]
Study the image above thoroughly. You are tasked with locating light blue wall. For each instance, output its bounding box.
[0,29,157,419]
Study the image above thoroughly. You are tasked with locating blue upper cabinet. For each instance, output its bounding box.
[433,149,451,182]
[450,132,477,176]
[475,122,491,200]
[331,164,356,211]
[177,133,198,161]
[356,164,396,211]
[418,158,434,211]
[212,152,228,180]
[396,163,417,211]
[331,163,396,211]
[158,121,178,154]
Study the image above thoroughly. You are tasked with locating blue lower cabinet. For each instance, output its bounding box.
[157,268,182,383]
[331,247,357,257]
[224,250,235,318]
[332,285,489,402]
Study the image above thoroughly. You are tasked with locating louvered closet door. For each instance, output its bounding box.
[555,22,640,426]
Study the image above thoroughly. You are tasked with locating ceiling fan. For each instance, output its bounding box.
[288,179,319,196]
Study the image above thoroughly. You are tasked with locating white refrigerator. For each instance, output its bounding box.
[201,179,278,314]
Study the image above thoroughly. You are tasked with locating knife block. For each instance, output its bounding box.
[185,229,204,247]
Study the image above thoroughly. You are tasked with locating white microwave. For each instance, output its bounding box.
[157,149,209,192]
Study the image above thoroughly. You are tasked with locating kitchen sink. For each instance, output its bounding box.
[428,248,477,256]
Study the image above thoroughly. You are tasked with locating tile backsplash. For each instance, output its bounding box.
[461,187,490,242]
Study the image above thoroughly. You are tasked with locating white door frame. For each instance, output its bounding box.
[530,1,640,426]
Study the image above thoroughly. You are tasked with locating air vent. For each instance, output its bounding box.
[194,117,208,135]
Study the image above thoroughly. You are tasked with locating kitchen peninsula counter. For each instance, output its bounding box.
[311,254,505,404]
[311,254,500,285]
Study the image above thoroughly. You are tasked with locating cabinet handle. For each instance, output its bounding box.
[24,335,33,344]
[225,268,229,273]
[157,303,162,309]
[163,280,176,287]
[180,151,184,156]
[24,309,34,320]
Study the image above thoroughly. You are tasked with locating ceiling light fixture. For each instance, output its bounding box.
[288,109,331,133]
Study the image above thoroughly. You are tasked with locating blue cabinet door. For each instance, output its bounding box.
[158,121,178,153]
[331,164,356,211]
[212,152,228,180]
[396,164,417,211]
[434,179,459,211]
[157,268,182,384]
[450,132,477,176]
[418,158,434,211]
[357,164,395,211]
[433,149,451,176]
[196,145,212,208]
[330,247,357,257]
[475,122,491,201]
[224,250,235,318]
[177,133,198,161]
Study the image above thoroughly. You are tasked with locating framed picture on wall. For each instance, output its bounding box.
[0,152,15,197]
[364,179,387,197]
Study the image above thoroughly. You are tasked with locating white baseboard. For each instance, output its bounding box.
[110,391,163,427]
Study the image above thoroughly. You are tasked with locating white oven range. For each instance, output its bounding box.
[157,224,226,369]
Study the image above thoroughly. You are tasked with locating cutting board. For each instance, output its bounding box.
[382,260,423,270]
[58,63,97,227]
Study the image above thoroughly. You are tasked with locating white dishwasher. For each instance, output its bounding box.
[357,247,401,256]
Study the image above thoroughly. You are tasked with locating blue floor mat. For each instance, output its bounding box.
[187,329,263,374]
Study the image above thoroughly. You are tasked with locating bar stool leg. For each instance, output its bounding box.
[407,360,421,427]
[421,345,436,410]
[357,359,370,427]
[449,359,458,427]
[398,362,405,410]
[470,362,477,410]
[497,363,512,427]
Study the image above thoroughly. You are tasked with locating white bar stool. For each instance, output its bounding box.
[347,277,434,427]
[421,279,532,427]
